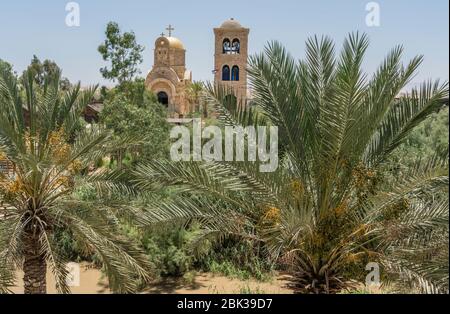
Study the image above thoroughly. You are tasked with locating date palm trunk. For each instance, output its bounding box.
[23,234,47,294]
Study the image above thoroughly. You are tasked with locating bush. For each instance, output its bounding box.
[125,225,194,278]
[124,224,274,281]
[143,233,192,277]
[197,237,274,282]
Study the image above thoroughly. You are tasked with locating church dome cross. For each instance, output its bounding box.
[166,24,175,37]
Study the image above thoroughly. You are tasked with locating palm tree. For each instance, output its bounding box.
[187,81,206,116]
[0,69,151,293]
[133,33,449,293]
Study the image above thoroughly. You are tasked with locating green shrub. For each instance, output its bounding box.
[128,226,194,278]
[197,237,274,282]
[123,223,274,281]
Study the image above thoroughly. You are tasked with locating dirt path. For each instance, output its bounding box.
[12,263,293,294]
[145,273,293,294]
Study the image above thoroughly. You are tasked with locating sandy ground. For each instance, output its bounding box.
[11,263,293,294]
[12,263,110,294]
[145,273,293,294]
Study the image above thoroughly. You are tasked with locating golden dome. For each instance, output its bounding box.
[157,36,185,50]
[220,18,242,29]
[166,37,185,49]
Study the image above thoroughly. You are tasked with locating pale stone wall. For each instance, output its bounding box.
[146,36,192,117]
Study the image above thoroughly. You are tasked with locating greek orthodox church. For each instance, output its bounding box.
[145,19,249,117]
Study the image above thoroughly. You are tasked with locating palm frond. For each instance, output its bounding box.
[365,80,449,165]
[51,204,152,293]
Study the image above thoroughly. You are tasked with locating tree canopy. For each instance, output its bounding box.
[98,22,145,85]
[100,79,170,164]
[22,55,71,90]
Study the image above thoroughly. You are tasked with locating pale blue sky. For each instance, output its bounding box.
[0,0,448,88]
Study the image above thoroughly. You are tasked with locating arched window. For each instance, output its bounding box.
[231,66,239,81]
[232,39,240,54]
[222,65,230,81]
[222,38,231,54]
[157,91,169,107]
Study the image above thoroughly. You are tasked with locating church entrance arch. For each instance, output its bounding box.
[157,91,169,106]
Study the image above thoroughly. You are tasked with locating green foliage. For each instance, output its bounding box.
[0,69,152,294]
[98,22,144,84]
[133,33,449,294]
[2,30,446,295]
[52,228,97,263]
[103,78,158,108]
[141,228,193,277]
[0,59,13,76]
[121,223,274,281]
[100,80,170,165]
[116,204,274,281]
[198,238,274,281]
[186,81,206,115]
[120,224,194,278]
[22,55,71,90]
[391,107,448,165]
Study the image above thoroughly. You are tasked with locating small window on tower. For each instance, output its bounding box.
[231,66,239,81]
[222,65,230,81]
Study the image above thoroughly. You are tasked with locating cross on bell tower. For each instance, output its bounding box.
[166,24,175,37]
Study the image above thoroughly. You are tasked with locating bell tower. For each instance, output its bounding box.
[214,18,250,102]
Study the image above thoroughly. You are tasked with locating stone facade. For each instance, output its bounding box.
[145,19,250,116]
[214,18,250,102]
[145,36,192,117]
